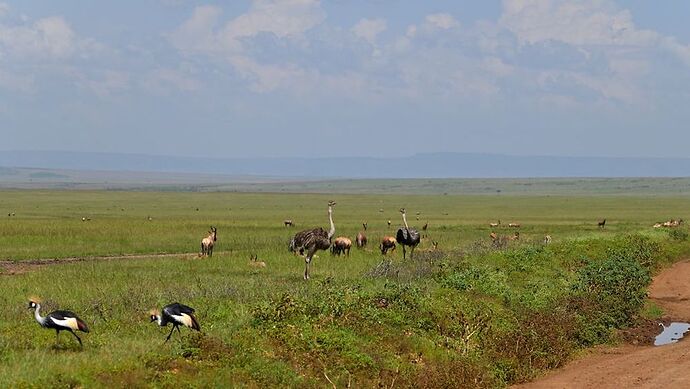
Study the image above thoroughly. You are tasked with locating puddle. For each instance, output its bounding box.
[654,322,690,346]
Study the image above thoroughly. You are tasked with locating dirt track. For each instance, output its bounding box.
[0,251,232,275]
[518,260,690,389]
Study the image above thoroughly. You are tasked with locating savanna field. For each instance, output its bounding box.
[1,188,690,387]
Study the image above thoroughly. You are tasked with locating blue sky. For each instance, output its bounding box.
[2,1,690,159]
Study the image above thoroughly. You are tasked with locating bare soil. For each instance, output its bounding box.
[0,251,232,275]
[517,260,690,389]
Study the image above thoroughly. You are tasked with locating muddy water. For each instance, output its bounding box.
[654,322,690,346]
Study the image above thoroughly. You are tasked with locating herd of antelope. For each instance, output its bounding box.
[193,201,686,280]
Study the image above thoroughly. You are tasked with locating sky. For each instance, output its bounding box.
[2,0,690,159]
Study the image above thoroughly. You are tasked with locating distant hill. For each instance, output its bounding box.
[1,150,689,178]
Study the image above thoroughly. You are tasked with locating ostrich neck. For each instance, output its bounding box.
[327,208,335,239]
[34,304,46,326]
[402,213,410,230]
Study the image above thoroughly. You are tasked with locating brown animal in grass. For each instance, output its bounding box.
[200,226,217,257]
[380,236,397,255]
[356,231,367,248]
[331,237,352,257]
[249,254,266,268]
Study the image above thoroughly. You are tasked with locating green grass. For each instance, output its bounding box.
[0,189,689,387]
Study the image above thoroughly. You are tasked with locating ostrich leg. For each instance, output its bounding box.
[304,247,317,280]
[402,245,407,260]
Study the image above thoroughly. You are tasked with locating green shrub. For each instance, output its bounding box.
[668,228,689,241]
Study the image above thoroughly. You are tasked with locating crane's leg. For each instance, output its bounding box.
[69,330,83,347]
[165,325,176,342]
[176,325,182,334]
[55,329,60,345]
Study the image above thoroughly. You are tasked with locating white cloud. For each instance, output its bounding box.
[0,3,9,17]
[0,16,76,58]
[500,0,659,47]
[425,13,459,30]
[351,18,387,45]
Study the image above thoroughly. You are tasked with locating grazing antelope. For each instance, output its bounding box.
[544,235,552,244]
[362,222,368,231]
[431,241,439,250]
[283,219,294,227]
[28,298,89,347]
[356,231,367,248]
[249,254,267,268]
[653,222,663,228]
[380,236,397,255]
[150,302,201,342]
[598,219,606,228]
[290,201,336,280]
[331,237,352,257]
[508,222,520,228]
[200,226,217,257]
[489,220,501,228]
[509,231,520,240]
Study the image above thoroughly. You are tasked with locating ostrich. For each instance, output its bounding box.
[200,226,217,257]
[396,208,420,260]
[290,201,336,280]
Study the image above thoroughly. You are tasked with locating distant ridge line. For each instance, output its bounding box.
[1,150,690,178]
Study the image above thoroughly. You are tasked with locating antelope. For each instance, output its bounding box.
[544,235,552,244]
[489,220,501,228]
[331,237,352,257]
[249,254,266,268]
[356,231,367,248]
[598,219,606,228]
[283,219,294,227]
[380,236,397,255]
[200,226,217,257]
[362,222,368,231]
[508,222,520,228]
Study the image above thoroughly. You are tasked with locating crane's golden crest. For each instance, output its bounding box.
[28,295,42,304]
[149,309,160,316]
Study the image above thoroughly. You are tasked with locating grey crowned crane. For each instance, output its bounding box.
[290,201,336,280]
[150,302,201,342]
[28,299,89,347]
[396,208,420,259]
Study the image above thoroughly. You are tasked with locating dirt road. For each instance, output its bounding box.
[518,260,690,389]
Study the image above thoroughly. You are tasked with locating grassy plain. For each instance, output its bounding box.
[0,189,689,387]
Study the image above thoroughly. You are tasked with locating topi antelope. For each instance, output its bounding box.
[356,231,367,248]
[28,298,89,347]
[200,226,217,257]
[331,236,352,257]
[380,236,397,255]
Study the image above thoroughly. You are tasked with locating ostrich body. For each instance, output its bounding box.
[290,201,336,280]
[150,302,200,342]
[396,208,420,259]
[28,300,89,347]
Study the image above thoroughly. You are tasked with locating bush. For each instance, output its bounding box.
[572,256,651,340]
[668,228,688,241]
